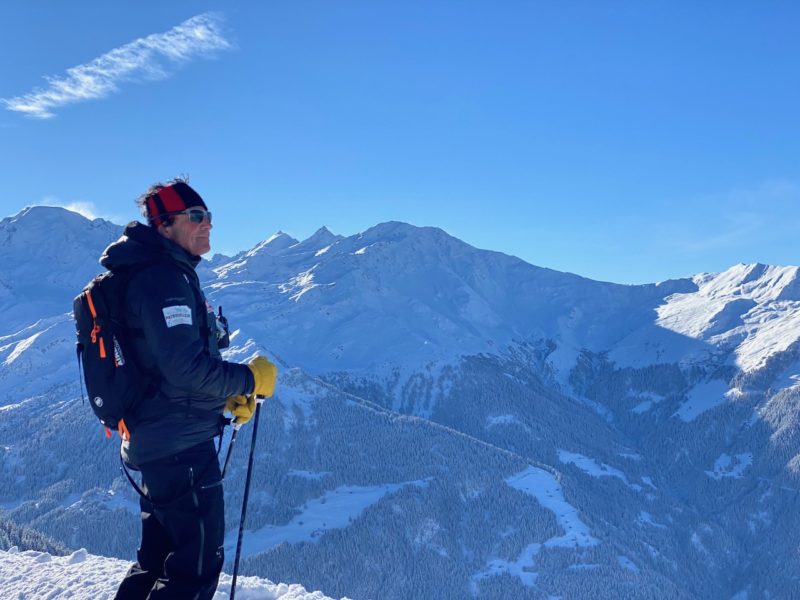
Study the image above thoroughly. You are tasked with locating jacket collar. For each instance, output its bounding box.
[99,221,202,272]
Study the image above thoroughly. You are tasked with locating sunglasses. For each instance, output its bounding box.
[161,209,212,224]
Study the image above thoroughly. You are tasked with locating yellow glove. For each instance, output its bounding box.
[248,356,278,398]
[224,394,256,426]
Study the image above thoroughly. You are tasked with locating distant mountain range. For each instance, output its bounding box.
[0,206,798,599]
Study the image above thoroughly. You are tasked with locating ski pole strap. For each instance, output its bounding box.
[119,433,228,506]
[76,344,87,405]
[221,427,239,480]
[120,455,148,500]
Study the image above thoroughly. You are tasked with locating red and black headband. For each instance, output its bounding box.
[145,182,208,227]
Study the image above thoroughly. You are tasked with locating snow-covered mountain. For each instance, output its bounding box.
[1,206,798,599]
[0,206,121,330]
[210,218,694,375]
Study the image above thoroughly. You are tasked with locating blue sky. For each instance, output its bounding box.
[1,1,798,284]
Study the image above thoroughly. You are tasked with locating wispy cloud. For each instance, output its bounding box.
[662,180,800,254]
[39,196,126,224]
[62,202,100,220]
[675,212,765,254]
[2,13,231,119]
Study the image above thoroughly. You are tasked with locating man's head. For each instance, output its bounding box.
[137,178,213,256]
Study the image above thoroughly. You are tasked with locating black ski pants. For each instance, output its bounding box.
[115,440,225,600]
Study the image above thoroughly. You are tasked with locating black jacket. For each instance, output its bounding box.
[100,221,254,466]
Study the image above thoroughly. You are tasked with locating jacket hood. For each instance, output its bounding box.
[100,221,201,272]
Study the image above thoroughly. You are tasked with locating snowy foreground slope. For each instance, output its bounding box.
[1,207,800,599]
[0,547,344,599]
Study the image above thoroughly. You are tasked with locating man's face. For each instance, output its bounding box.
[159,210,212,256]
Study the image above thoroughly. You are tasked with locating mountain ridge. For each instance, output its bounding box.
[0,205,798,598]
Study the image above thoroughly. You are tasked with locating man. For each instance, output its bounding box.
[102,178,277,599]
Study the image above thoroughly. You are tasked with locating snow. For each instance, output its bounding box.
[472,467,599,593]
[617,555,639,573]
[65,488,140,515]
[470,543,541,594]
[618,452,642,461]
[0,207,121,331]
[203,218,690,375]
[706,453,754,480]
[230,481,425,557]
[656,264,800,372]
[272,384,317,433]
[638,511,667,529]
[746,411,761,428]
[485,414,527,430]
[251,231,301,255]
[3,331,42,365]
[690,532,709,555]
[278,267,330,302]
[641,476,657,490]
[2,207,799,388]
[734,302,800,371]
[545,343,581,387]
[0,315,79,405]
[2,207,800,599]
[773,358,800,390]
[288,470,332,481]
[0,547,344,599]
[558,450,631,486]
[505,467,599,548]
[673,379,730,422]
[629,392,665,414]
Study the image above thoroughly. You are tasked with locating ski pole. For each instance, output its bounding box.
[220,425,239,480]
[229,395,264,600]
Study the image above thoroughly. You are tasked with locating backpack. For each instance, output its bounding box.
[74,267,153,437]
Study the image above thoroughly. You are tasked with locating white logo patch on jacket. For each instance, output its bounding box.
[162,305,193,328]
